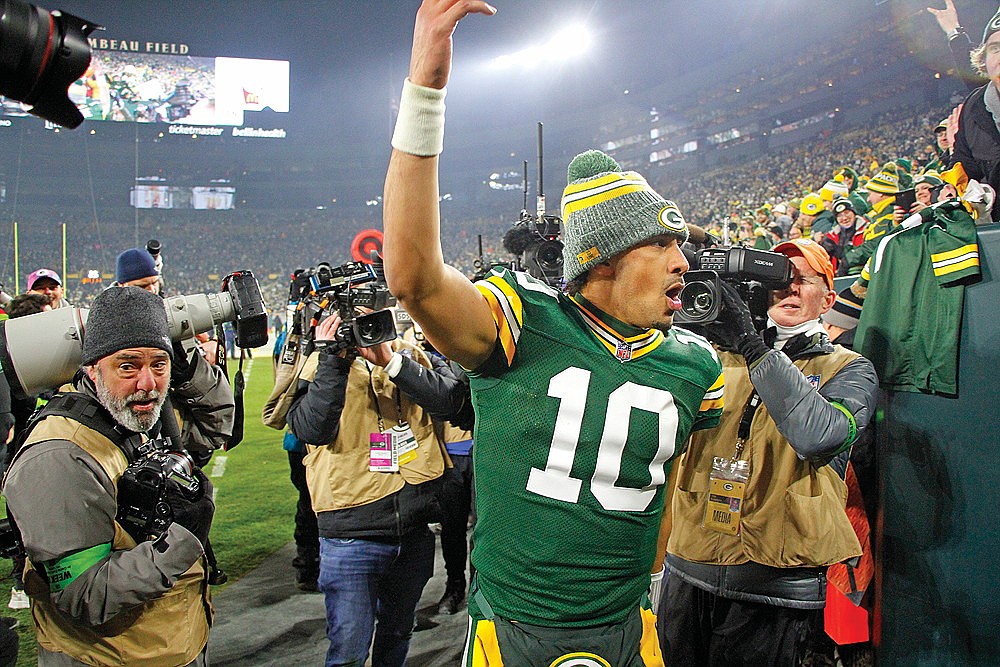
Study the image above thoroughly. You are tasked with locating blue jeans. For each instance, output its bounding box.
[318,529,435,667]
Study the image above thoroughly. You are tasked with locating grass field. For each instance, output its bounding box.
[1,354,293,667]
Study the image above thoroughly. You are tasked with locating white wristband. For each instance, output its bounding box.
[391,78,447,156]
[384,352,404,378]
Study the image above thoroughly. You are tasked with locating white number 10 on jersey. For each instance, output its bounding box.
[526,366,680,512]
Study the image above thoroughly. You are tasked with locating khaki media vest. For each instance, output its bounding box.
[21,413,212,667]
[301,339,448,513]
[669,348,863,569]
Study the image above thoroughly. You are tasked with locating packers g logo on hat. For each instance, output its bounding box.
[657,200,686,234]
[548,653,612,667]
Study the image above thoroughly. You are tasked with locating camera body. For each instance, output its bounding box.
[674,246,794,328]
[499,213,564,287]
[0,518,23,559]
[296,260,397,352]
[116,439,201,542]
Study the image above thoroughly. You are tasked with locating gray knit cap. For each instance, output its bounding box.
[81,286,173,366]
[560,150,688,281]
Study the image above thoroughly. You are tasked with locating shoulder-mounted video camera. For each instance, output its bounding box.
[116,438,201,543]
[497,212,564,287]
[296,257,397,352]
[674,246,794,330]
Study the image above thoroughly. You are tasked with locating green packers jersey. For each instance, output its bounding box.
[468,268,724,627]
[855,202,980,395]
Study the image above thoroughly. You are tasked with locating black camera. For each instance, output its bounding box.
[0,0,100,128]
[501,213,564,287]
[674,246,794,328]
[116,440,201,543]
[0,517,23,559]
[222,270,269,348]
[299,259,397,352]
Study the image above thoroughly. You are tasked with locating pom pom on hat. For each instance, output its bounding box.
[567,149,622,182]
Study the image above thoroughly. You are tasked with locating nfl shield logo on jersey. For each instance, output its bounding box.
[615,341,632,362]
[806,374,821,389]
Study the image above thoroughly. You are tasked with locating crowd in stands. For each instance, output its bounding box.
[0,96,974,314]
[660,102,954,229]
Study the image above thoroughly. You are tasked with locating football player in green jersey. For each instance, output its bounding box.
[382,4,724,666]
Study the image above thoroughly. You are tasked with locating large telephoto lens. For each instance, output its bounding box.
[0,0,98,127]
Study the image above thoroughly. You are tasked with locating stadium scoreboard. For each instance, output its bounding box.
[0,40,289,140]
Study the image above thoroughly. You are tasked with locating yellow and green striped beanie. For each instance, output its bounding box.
[560,150,688,281]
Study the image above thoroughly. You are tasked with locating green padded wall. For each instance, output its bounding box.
[872,222,1000,665]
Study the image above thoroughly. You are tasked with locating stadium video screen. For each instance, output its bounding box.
[131,182,236,210]
[1,50,289,129]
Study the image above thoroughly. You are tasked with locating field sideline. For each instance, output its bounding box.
[2,351,296,667]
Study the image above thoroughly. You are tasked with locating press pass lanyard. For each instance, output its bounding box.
[704,391,762,535]
[366,360,416,473]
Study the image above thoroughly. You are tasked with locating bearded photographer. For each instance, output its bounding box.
[660,239,878,666]
[2,287,213,667]
[114,247,235,464]
[286,310,454,667]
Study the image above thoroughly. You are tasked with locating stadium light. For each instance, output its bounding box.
[488,24,592,70]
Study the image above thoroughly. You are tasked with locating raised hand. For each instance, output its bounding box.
[410,0,497,89]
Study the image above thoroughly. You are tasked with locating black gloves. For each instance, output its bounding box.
[170,342,197,386]
[702,281,770,365]
[167,467,215,547]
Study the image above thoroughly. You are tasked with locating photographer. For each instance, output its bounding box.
[286,309,452,667]
[660,239,878,666]
[114,247,235,463]
[2,287,213,666]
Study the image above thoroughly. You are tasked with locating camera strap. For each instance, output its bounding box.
[364,360,405,432]
[733,391,762,461]
[11,392,147,466]
[224,349,246,451]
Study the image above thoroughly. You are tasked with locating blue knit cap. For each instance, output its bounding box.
[115,248,157,284]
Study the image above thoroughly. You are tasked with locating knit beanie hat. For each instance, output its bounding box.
[866,162,913,195]
[115,248,157,284]
[82,286,173,366]
[800,193,825,216]
[560,150,688,281]
[984,7,1000,45]
[832,197,856,215]
[819,177,850,202]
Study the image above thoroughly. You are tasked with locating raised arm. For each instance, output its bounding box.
[383,0,498,371]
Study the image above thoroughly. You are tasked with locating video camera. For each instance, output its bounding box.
[0,0,99,128]
[294,257,397,352]
[0,270,268,400]
[674,246,794,330]
[499,212,564,287]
